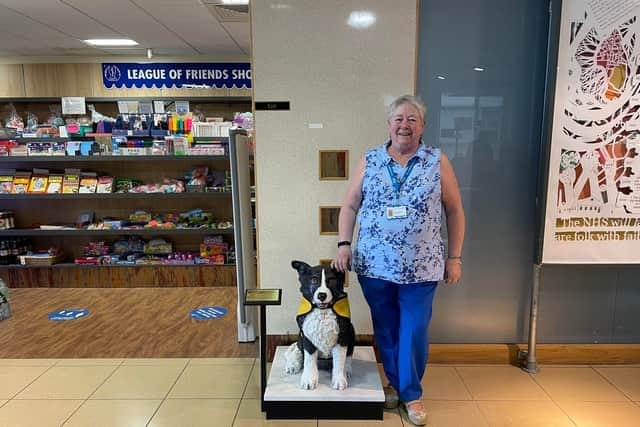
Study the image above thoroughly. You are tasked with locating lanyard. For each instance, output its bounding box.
[386,156,418,199]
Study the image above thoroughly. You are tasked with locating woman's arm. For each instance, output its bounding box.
[332,156,365,272]
[441,152,465,284]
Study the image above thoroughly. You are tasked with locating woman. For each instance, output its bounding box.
[332,95,465,426]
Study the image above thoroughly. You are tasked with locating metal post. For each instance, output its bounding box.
[244,288,281,414]
[260,306,267,411]
[522,263,542,373]
[229,129,257,342]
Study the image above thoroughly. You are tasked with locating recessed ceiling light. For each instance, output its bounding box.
[473,67,485,72]
[436,75,446,80]
[84,39,139,47]
[221,0,249,4]
[347,11,376,28]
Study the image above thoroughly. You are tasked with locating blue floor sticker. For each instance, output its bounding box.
[190,306,228,320]
[48,309,89,321]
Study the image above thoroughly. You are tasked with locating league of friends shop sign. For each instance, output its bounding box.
[102,63,251,89]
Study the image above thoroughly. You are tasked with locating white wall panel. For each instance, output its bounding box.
[252,0,417,335]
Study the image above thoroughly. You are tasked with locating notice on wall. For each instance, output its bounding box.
[153,101,165,114]
[175,101,190,114]
[61,97,86,115]
[542,0,640,263]
[102,63,251,89]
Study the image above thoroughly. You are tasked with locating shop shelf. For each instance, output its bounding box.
[0,155,229,162]
[0,192,231,200]
[193,136,230,141]
[0,262,235,269]
[14,137,94,142]
[0,97,251,288]
[0,228,233,237]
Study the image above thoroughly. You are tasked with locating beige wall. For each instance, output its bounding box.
[252,0,418,335]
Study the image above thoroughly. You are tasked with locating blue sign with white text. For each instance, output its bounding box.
[190,306,228,320]
[48,309,89,321]
[102,63,251,89]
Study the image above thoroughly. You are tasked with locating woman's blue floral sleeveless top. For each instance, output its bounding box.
[353,141,445,283]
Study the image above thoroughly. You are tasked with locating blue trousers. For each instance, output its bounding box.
[358,275,437,402]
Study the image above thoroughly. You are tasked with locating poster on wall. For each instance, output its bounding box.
[542,0,640,264]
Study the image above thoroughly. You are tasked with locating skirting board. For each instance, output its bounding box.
[429,344,640,365]
[267,336,640,364]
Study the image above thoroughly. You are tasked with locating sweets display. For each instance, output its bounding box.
[0,108,249,278]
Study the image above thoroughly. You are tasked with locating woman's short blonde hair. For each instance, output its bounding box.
[387,95,427,124]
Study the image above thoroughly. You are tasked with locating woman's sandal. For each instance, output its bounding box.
[383,385,399,409]
[403,399,427,426]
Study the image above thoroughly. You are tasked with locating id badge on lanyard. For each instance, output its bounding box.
[386,205,408,219]
[385,157,417,220]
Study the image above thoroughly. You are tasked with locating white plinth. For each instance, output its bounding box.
[265,345,384,403]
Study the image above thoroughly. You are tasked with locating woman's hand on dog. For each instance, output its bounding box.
[332,246,352,272]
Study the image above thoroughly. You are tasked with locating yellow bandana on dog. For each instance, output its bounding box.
[296,296,351,319]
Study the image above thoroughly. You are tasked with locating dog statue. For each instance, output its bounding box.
[284,260,356,390]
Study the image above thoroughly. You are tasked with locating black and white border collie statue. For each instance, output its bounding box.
[284,260,356,390]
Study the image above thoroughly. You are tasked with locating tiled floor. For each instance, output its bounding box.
[0,359,639,426]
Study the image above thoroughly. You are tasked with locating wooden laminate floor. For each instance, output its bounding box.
[0,287,258,358]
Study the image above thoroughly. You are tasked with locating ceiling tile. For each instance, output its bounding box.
[65,47,114,56]
[150,48,204,57]
[0,4,87,48]
[133,0,243,54]
[98,48,149,56]
[0,0,250,58]
[64,0,198,53]
[221,21,250,54]
[0,0,119,38]
[0,30,41,50]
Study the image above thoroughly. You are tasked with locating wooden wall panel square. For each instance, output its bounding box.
[23,64,59,97]
[23,63,92,97]
[201,265,236,287]
[0,64,25,97]
[56,63,92,97]
[52,266,103,288]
